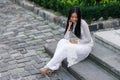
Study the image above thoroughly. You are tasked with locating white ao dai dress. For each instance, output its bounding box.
[44,19,94,70]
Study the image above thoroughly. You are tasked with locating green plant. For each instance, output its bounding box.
[29,0,120,21]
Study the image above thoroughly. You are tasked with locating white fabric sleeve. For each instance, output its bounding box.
[77,20,91,44]
[64,30,71,40]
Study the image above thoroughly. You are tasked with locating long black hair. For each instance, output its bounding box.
[64,6,81,38]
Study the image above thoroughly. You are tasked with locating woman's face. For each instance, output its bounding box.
[70,12,78,23]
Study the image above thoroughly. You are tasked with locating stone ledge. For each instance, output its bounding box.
[90,41,120,78]
[94,29,120,54]
[11,0,120,31]
[44,42,119,80]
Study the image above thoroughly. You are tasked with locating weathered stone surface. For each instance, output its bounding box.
[89,24,98,31]
[0,0,76,79]
[91,41,120,78]
[5,0,120,79]
[94,29,120,53]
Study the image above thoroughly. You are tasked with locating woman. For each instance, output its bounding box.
[40,6,94,74]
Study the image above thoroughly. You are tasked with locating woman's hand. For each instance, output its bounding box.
[68,20,72,31]
[69,21,72,27]
[70,39,77,44]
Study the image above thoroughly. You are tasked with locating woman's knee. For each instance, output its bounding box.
[58,39,68,45]
[62,44,74,51]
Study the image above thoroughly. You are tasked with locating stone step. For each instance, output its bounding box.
[94,29,120,54]
[57,67,77,80]
[44,42,119,80]
[89,40,120,79]
[66,59,118,80]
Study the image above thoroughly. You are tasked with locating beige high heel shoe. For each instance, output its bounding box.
[39,68,53,74]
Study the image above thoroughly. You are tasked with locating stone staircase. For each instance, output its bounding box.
[44,30,120,80]
[10,0,120,79]
[91,30,120,78]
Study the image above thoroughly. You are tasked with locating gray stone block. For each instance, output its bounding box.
[10,68,25,74]
[31,56,42,64]
[89,24,98,31]
[1,71,10,77]
[98,23,104,29]
[0,67,8,72]
[11,73,20,79]
[17,63,25,68]
[33,7,39,14]
[103,21,112,28]
[8,64,17,70]
[0,75,10,80]
[26,75,37,80]
[16,0,25,8]
[24,65,35,71]
[46,39,56,43]
[17,57,31,63]
[22,1,34,11]
[33,62,45,69]
[0,62,9,68]
[29,69,39,75]
[20,71,30,77]
[111,20,119,27]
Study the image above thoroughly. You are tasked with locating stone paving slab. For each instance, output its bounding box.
[0,0,75,80]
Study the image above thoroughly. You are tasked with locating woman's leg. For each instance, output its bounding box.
[44,39,69,70]
[40,39,69,74]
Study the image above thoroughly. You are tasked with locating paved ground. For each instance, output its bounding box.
[0,0,66,80]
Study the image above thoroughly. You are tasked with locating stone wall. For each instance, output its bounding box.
[89,19,120,31]
[11,0,120,31]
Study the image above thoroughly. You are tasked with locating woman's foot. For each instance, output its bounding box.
[39,68,53,74]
